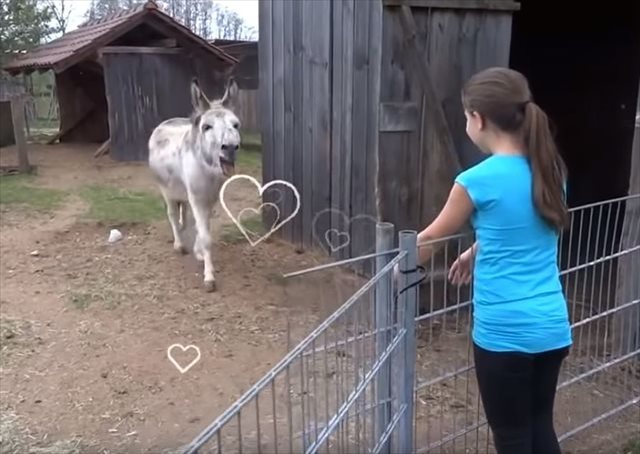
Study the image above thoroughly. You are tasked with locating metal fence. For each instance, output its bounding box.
[184,194,640,453]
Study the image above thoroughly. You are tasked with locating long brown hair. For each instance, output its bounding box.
[461,67,569,231]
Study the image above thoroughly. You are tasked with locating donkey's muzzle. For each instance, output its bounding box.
[220,143,239,177]
[219,156,235,177]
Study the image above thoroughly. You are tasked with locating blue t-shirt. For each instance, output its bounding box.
[455,154,572,353]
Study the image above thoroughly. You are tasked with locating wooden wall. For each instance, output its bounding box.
[378,6,514,232]
[260,0,382,264]
[261,0,516,262]
[236,89,260,132]
[102,49,227,161]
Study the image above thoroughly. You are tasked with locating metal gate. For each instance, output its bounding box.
[183,194,640,453]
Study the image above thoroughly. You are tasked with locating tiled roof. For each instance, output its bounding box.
[3,0,236,74]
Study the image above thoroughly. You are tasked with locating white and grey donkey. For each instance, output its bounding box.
[148,77,241,292]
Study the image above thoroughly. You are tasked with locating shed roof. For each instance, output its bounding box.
[212,39,258,58]
[3,0,237,74]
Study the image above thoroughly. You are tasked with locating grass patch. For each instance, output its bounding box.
[237,148,262,176]
[238,131,262,177]
[241,131,261,152]
[622,438,640,454]
[0,175,66,212]
[220,213,264,244]
[67,290,122,311]
[78,185,165,224]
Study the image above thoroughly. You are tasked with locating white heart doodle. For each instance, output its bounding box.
[220,175,301,247]
[311,208,378,256]
[167,343,201,374]
[324,228,351,252]
[237,203,280,240]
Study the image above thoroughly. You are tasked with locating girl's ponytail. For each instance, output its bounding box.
[522,102,569,231]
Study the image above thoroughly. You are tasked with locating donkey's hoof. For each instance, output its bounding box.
[174,244,188,255]
[204,280,217,292]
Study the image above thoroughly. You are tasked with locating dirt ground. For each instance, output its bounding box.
[1,144,638,454]
[0,144,363,453]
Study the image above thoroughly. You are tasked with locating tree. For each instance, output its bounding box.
[0,0,54,67]
[47,0,73,35]
[84,0,142,22]
[82,0,255,41]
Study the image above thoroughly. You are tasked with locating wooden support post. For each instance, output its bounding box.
[613,79,640,355]
[10,95,30,173]
[94,138,111,158]
[398,4,461,173]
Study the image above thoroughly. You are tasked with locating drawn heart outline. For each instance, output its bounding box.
[237,203,280,240]
[167,343,201,374]
[324,228,351,252]
[220,175,301,247]
[311,208,378,257]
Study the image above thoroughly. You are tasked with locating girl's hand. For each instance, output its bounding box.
[448,246,474,286]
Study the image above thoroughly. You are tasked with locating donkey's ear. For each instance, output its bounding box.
[190,78,211,113]
[220,77,239,109]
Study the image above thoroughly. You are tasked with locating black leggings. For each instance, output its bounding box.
[474,343,569,454]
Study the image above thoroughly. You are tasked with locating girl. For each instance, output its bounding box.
[411,67,572,454]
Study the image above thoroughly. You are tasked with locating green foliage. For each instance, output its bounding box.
[84,0,143,22]
[0,0,54,66]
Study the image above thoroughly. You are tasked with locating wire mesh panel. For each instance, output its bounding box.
[413,232,490,454]
[184,195,639,454]
[556,194,640,445]
[183,243,416,454]
[413,194,640,453]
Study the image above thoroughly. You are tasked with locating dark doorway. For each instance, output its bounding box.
[509,1,640,209]
[509,1,640,269]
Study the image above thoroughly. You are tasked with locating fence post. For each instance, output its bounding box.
[10,95,30,173]
[397,230,418,453]
[375,221,394,452]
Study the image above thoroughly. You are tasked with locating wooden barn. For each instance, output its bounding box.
[260,0,640,265]
[2,0,237,161]
[213,39,260,132]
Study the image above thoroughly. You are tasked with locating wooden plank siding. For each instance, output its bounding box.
[261,0,515,267]
[259,0,275,229]
[378,5,513,231]
[102,50,227,161]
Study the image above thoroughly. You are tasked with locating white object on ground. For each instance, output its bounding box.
[108,229,123,243]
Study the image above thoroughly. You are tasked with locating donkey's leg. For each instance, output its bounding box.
[163,195,187,255]
[188,193,216,292]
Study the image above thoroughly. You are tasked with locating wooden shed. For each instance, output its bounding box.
[3,0,237,161]
[213,39,260,132]
[260,0,640,265]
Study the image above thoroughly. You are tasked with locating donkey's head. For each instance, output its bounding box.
[190,77,241,177]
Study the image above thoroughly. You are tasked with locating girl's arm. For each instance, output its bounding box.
[416,183,474,266]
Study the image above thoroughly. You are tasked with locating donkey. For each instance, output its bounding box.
[148,77,241,292]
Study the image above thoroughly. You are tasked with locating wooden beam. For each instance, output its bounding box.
[148,38,178,47]
[93,138,110,158]
[398,5,461,172]
[10,95,30,173]
[384,0,521,11]
[613,79,640,355]
[99,46,185,55]
[47,105,95,144]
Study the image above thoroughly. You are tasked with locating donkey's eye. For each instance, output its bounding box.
[202,124,212,131]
